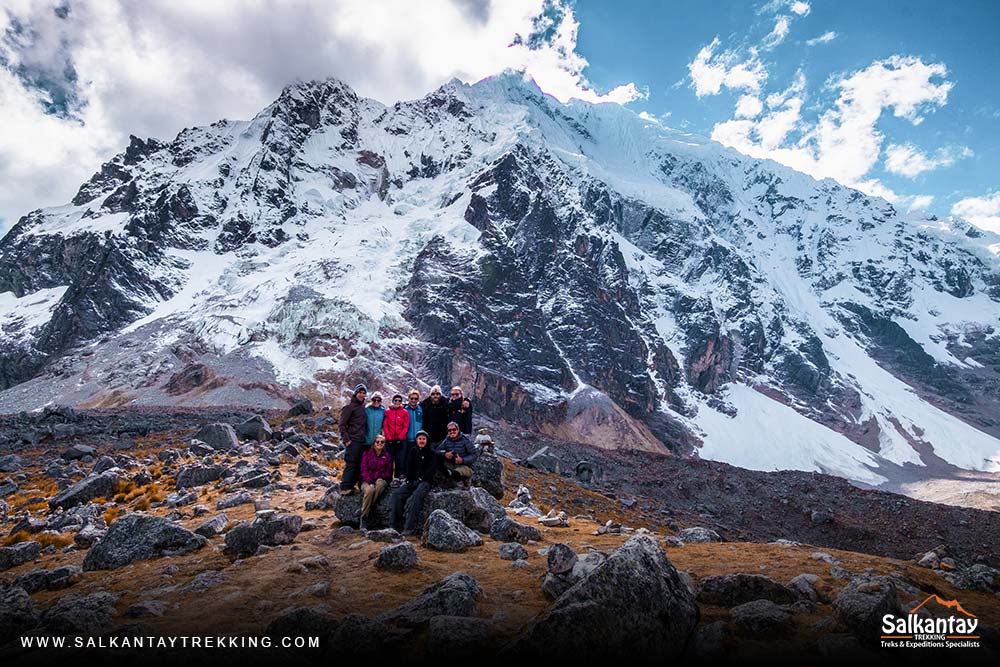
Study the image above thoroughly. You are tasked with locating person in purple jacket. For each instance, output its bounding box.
[359,435,393,530]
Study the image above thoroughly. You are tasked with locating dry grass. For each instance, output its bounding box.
[2,530,33,546]
[103,506,121,525]
[34,532,75,549]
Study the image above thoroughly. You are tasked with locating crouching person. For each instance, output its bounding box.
[390,430,436,536]
[360,435,393,531]
[437,421,479,487]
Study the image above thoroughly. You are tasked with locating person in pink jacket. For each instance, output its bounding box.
[359,435,393,530]
[381,393,411,480]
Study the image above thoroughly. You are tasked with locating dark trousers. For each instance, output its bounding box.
[390,480,431,532]
[386,440,405,478]
[340,441,365,491]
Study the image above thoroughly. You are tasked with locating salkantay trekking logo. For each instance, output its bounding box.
[881,595,981,649]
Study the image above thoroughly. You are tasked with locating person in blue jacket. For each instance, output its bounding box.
[402,388,423,478]
[364,391,386,446]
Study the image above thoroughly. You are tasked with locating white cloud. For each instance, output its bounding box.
[709,55,953,205]
[688,38,767,97]
[734,94,764,118]
[790,2,811,16]
[806,31,837,46]
[908,195,934,211]
[0,0,644,228]
[884,143,972,178]
[952,191,1000,233]
[762,16,791,49]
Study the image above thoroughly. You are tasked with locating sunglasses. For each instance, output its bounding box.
[447,428,459,433]
[372,398,382,403]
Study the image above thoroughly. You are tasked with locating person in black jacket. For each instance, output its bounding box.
[436,421,479,487]
[338,383,368,494]
[390,430,436,536]
[448,385,473,435]
[420,385,450,443]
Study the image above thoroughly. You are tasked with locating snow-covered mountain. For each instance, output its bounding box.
[2,71,1000,488]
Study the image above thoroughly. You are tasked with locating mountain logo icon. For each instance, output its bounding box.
[908,594,976,618]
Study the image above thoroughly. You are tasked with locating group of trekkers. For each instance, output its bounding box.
[338,383,481,533]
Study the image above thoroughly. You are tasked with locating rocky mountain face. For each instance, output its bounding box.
[1,72,999,487]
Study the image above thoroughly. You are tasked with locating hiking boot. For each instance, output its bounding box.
[359,518,368,531]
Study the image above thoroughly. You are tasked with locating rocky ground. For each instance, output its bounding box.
[1,407,999,661]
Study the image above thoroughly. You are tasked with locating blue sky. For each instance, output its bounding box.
[573,0,1000,222]
[1,0,998,232]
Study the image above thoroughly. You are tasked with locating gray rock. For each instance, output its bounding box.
[427,615,495,656]
[499,543,528,561]
[833,576,901,637]
[83,513,207,571]
[192,423,239,451]
[470,452,505,500]
[0,454,25,473]
[48,470,120,510]
[175,464,224,488]
[74,523,106,548]
[217,491,254,510]
[729,599,792,635]
[547,543,577,575]
[686,620,730,658]
[944,564,1000,593]
[0,477,17,497]
[789,573,824,603]
[490,516,542,544]
[0,541,41,571]
[265,606,337,638]
[287,399,313,417]
[1,586,39,643]
[375,542,419,571]
[296,458,334,478]
[40,592,117,634]
[165,490,198,507]
[235,415,273,442]
[330,614,396,657]
[697,574,798,607]
[16,565,83,593]
[124,600,168,618]
[422,509,483,552]
[194,514,229,538]
[61,444,96,461]
[524,447,561,474]
[505,535,699,659]
[223,512,303,557]
[183,570,225,593]
[677,527,721,543]
[366,528,403,543]
[93,456,118,474]
[377,572,483,628]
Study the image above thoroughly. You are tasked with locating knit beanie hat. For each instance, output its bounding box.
[415,430,429,440]
[353,383,367,397]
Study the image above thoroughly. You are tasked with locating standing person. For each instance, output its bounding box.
[382,393,410,480]
[364,392,386,446]
[359,435,393,530]
[338,384,368,495]
[420,385,450,444]
[447,386,473,435]
[390,430,437,536]
[436,421,479,487]
[403,389,423,478]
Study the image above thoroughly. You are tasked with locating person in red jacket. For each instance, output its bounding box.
[359,435,393,530]
[382,393,410,480]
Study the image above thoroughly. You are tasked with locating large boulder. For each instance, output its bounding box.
[471,452,505,499]
[16,565,83,593]
[377,572,483,628]
[175,464,224,488]
[523,447,561,474]
[0,586,38,644]
[490,516,541,544]
[48,470,119,510]
[697,574,799,607]
[833,576,901,637]
[504,535,699,659]
[287,399,314,417]
[39,592,117,634]
[729,599,793,636]
[0,541,41,571]
[677,527,721,543]
[83,514,207,571]
[334,488,502,533]
[235,415,273,442]
[192,423,239,451]
[375,542,419,571]
[265,606,338,639]
[422,510,483,552]
[223,511,303,558]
